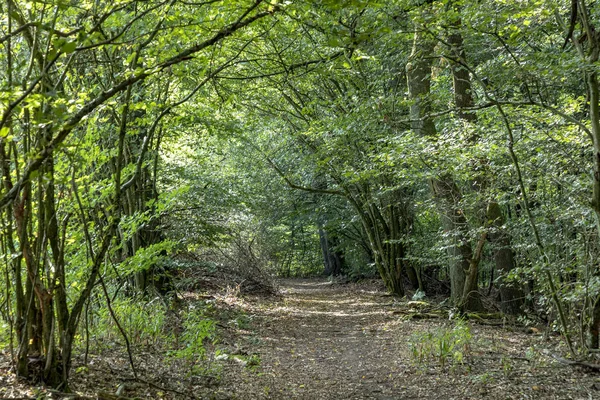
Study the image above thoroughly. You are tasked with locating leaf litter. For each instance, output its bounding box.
[1,278,599,399]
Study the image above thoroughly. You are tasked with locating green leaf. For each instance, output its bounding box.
[61,41,77,54]
[0,127,9,138]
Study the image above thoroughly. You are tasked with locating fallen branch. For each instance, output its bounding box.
[465,312,505,320]
[396,312,445,319]
[544,351,600,372]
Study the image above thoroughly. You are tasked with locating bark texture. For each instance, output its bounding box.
[487,202,524,314]
[406,27,482,310]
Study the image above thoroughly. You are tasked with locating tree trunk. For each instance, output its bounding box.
[319,228,344,276]
[448,30,476,123]
[592,297,600,349]
[406,28,482,310]
[461,230,486,311]
[359,205,405,296]
[405,264,421,291]
[487,201,524,314]
[572,0,600,348]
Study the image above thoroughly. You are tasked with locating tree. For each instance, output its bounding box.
[0,0,277,387]
[406,7,484,310]
[4,1,600,383]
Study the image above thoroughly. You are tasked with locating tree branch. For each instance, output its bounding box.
[0,2,275,209]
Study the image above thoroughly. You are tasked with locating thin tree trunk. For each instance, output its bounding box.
[572,0,600,350]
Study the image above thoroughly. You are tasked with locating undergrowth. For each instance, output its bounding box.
[0,320,10,350]
[89,296,172,347]
[167,307,217,375]
[85,295,219,376]
[408,320,472,370]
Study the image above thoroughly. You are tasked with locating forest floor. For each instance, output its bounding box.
[1,278,600,399]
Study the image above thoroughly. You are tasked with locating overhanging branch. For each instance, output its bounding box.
[0,2,275,209]
[264,155,345,196]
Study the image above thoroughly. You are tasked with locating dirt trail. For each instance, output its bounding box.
[1,278,595,399]
[245,279,401,399]
[220,279,598,400]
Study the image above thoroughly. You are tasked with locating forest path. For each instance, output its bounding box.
[242,279,402,399]
[219,278,596,400]
[2,278,594,399]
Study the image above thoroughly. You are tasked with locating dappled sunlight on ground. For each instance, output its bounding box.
[220,278,599,399]
[283,297,391,307]
[2,278,596,399]
[267,306,390,318]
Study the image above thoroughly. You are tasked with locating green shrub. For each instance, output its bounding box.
[408,320,472,369]
[168,308,216,375]
[91,296,170,347]
[0,320,10,350]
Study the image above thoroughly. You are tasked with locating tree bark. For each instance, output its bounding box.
[319,228,344,276]
[570,0,600,349]
[487,202,524,314]
[407,27,483,310]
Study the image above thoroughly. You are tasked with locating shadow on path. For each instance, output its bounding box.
[221,278,596,400]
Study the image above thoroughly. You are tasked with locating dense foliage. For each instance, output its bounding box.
[1,0,600,389]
